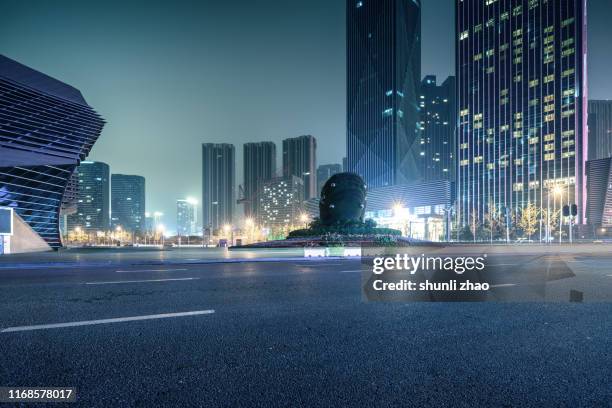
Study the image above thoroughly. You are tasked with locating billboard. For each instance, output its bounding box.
[0,207,13,235]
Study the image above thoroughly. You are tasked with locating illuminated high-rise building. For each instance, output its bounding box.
[202,143,235,231]
[176,198,197,236]
[282,135,317,200]
[346,0,421,188]
[258,176,304,228]
[243,142,276,219]
[419,75,456,182]
[456,0,587,229]
[67,161,110,232]
[111,174,145,233]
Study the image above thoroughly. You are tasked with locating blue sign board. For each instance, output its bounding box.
[0,208,13,235]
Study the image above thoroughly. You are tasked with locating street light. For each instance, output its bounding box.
[223,224,233,246]
[156,224,165,246]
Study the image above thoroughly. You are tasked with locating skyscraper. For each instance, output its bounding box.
[456,0,587,229]
[67,162,110,232]
[282,135,317,200]
[0,55,105,249]
[111,174,145,233]
[242,142,276,219]
[317,163,343,196]
[346,0,421,188]
[176,198,197,236]
[419,75,456,182]
[588,100,612,160]
[202,143,235,231]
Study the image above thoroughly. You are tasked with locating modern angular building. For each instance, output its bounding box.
[346,0,421,188]
[316,164,343,197]
[67,162,110,233]
[585,158,612,233]
[176,198,197,236]
[456,0,587,230]
[419,75,456,182]
[588,100,612,161]
[202,143,234,231]
[242,142,276,219]
[258,176,304,229]
[282,135,317,200]
[110,174,145,233]
[0,54,105,250]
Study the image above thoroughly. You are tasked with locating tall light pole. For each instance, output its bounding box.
[115,225,122,246]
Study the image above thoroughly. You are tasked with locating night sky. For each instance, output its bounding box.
[1,0,610,231]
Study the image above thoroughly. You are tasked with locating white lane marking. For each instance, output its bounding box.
[115,268,188,273]
[1,310,215,333]
[490,283,517,288]
[607,274,612,277]
[339,270,363,273]
[85,277,200,285]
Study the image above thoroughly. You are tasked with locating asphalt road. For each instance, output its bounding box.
[0,246,610,407]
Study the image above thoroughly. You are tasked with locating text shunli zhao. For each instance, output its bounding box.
[370,254,490,292]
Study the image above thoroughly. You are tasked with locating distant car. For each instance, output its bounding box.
[218,239,228,248]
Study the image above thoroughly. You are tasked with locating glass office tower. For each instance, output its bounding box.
[67,161,110,232]
[202,143,235,231]
[419,75,456,182]
[111,174,145,233]
[587,100,612,161]
[282,135,317,200]
[0,55,105,248]
[456,0,587,228]
[347,0,421,188]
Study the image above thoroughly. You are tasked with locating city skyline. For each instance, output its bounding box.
[2,0,612,232]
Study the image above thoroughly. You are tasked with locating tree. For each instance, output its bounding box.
[517,202,539,240]
[540,207,560,241]
[458,225,474,241]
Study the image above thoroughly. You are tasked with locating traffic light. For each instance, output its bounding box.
[571,204,578,217]
[562,205,570,217]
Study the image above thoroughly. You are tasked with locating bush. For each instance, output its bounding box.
[287,218,400,238]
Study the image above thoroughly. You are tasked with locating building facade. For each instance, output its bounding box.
[176,199,197,236]
[243,142,276,219]
[282,135,317,200]
[419,75,456,182]
[258,176,304,229]
[316,163,343,197]
[588,100,612,161]
[0,55,105,249]
[346,0,421,188]
[202,143,234,231]
[67,161,110,233]
[110,174,145,233]
[456,0,587,231]
[364,180,454,241]
[585,158,612,231]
